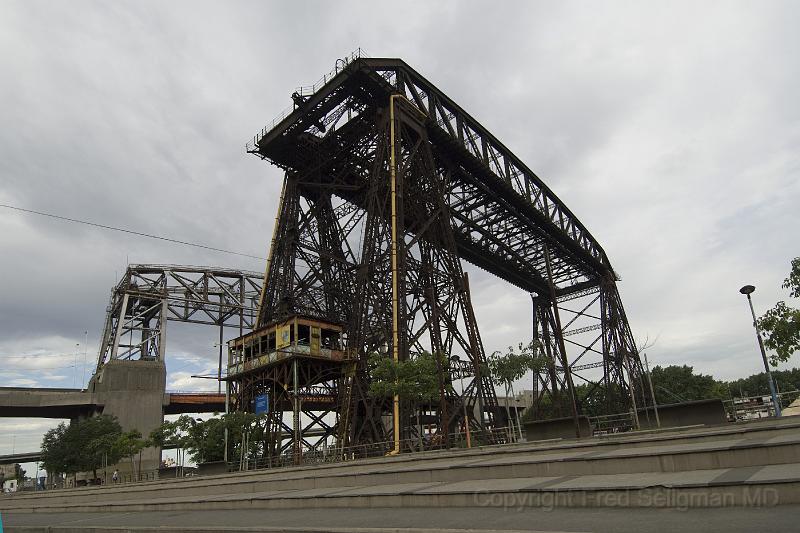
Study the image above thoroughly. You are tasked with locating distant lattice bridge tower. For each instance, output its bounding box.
[232,52,652,459]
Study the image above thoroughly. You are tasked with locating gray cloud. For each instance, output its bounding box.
[1,0,799,453]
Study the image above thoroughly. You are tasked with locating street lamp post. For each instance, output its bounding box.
[739,285,782,417]
[212,340,229,460]
[190,373,229,462]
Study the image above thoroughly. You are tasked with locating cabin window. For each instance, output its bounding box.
[321,329,340,350]
[297,324,311,345]
[228,347,243,365]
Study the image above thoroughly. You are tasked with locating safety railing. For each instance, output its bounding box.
[587,412,636,435]
[40,469,161,490]
[723,390,800,421]
[246,48,369,153]
[103,469,160,485]
[232,426,518,472]
[28,426,517,492]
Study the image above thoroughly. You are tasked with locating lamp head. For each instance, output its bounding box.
[739,285,756,295]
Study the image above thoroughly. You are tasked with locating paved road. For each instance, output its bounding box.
[3,505,799,532]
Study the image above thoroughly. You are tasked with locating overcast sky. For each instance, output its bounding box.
[1,1,798,455]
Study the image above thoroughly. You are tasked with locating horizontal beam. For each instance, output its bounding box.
[250,58,614,292]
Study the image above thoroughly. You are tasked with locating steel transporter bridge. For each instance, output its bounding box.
[224,52,653,462]
[0,55,652,469]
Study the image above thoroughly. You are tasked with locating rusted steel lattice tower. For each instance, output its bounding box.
[230,52,651,460]
[96,265,262,371]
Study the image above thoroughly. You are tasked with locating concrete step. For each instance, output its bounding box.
[4,431,798,509]
[7,419,800,507]
[3,463,799,513]
[7,506,800,533]
[5,527,557,533]
[3,417,799,512]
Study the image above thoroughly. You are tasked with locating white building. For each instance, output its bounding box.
[2,478,18,493]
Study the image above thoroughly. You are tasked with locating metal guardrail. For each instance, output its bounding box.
[103,470,159,485]
[234,426,518,472]
[723,390,800,421]
[38,469,161,490]
[246,48,369,153]
[27,426,516,492]
[588,412,636,435]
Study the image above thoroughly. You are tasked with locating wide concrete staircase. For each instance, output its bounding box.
[2,417,800,516]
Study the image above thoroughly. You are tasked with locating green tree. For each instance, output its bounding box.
[77,415,125,480]
[488,342,546,439]
[41,422,74,478]
[220,411,266,468]
[149,416,194,475]
[758,257,800,365]
[149,418,180,450]
[14,464,26,483]
[150,413,264,472]
[369,351,442,449]
[649,365,726,405]
[184,417,226,464]
[40,415,124,483]
[113,430,150,481]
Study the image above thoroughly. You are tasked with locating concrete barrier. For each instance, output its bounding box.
[196,462,230,477]
[522,415,592,440]
[638,399,728,430]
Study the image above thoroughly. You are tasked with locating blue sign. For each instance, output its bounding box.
[255,394,269,415]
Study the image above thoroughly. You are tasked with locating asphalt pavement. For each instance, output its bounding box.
[3,505,799,532]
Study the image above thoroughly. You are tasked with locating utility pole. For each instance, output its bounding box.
[82,331,88,388]
[642,352,660,428]
[224,380,229,463]
[217,327,224,395]
[74,343,80,388]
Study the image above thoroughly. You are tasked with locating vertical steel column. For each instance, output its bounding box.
[110,293,130,360]
[427,284,449,444]
[544,246,581,438]
[462,272,486,432]
[292,357,301,463]
[157,298,168,360]
[389,94,402,454]
[530,294,539,405]
[256,179,287,327]
[218,324,224,394]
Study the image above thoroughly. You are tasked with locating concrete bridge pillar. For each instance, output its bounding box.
[89,359,167,475]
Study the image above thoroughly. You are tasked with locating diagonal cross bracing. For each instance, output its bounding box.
[252,57,612,298]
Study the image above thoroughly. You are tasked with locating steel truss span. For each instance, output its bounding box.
[245,53,652,457]
[95,265,263,369]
